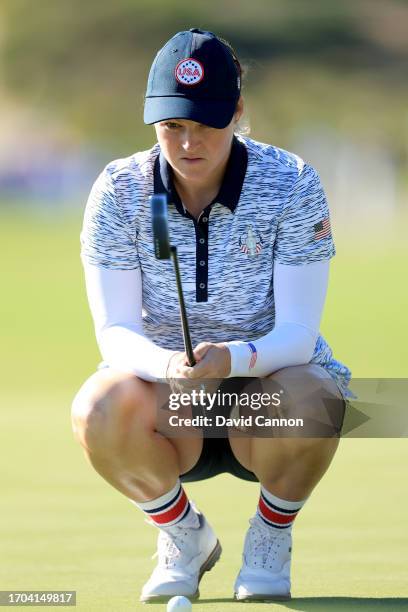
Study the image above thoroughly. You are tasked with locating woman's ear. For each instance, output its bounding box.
[234,96,244,123]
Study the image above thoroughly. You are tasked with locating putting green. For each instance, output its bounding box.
[1,211,407,611]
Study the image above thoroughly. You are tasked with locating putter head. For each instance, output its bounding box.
[150,194,171,259]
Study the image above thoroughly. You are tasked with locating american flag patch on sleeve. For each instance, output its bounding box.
[313,218,331,240]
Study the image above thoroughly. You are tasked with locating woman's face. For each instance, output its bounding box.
[154,98,244,186]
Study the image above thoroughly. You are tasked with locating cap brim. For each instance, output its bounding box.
[144,96,236,129]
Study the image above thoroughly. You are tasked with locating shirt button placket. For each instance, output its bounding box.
[196,212,209,302]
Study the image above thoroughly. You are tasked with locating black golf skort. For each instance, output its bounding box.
[180,436,258,483]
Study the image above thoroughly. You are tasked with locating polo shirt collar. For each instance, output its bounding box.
[153,136,248,214]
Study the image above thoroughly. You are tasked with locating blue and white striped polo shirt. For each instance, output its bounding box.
[81,135,351,393]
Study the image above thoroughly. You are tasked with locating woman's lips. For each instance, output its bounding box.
[181,157,204,164]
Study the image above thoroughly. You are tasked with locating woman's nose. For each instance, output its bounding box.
[181,129,200,150]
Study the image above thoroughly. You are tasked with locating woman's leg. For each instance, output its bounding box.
[229,364,346,601]
[72,369,220,602]
[228,364,344,499]
[71,368,203,502]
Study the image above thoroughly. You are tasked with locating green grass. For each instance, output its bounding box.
[1,210,407,610]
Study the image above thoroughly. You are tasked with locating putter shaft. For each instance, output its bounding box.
[170,246,196,367]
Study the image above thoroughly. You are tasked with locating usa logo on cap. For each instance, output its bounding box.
[175,58,204,86]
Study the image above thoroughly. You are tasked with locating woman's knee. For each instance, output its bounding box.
[268,364,341,399]
[71,370,154,452]
[266,364,345,436]
[270,436,339,462]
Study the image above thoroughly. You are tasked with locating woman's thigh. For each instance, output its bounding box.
[71,368,203,475]
[228,364,345,472]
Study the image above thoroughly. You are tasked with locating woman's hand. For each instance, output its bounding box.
[167,343,231,380]
[166,342,231,396]
[163,344,230,434]
[182,342,231,379]
[166,351,200,397]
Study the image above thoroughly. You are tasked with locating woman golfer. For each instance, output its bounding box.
[72,28,351,602]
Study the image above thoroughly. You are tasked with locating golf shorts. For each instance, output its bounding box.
[179,381,348,485]
[96,363,348,483]
[180,436,258,483]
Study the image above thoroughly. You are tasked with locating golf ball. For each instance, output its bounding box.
[166,595,192,611]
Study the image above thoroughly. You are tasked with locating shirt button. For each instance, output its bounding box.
[199,260,206,266]
[199,238,205,244]
[202,216,208,223]
[199,283,206,289]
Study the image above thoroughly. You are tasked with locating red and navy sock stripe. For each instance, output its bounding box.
[144,485,190,527]
[257,491,302,529]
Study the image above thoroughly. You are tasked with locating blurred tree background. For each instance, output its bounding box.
[0,0,407,216]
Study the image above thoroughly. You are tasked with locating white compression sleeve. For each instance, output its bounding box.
[226,260,330,377]
[83,262,177,381]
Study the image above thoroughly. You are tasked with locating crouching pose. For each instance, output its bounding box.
[72,28,351,603]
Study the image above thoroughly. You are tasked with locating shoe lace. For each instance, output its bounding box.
[246,517,290,571]
[146,519,189,569]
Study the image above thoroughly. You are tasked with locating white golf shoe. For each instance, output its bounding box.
[140,510,221,603]
[234,514,292,601]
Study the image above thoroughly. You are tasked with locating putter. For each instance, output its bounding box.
[150,194,196,367]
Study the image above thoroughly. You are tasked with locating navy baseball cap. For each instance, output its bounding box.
[144,28,241,129]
